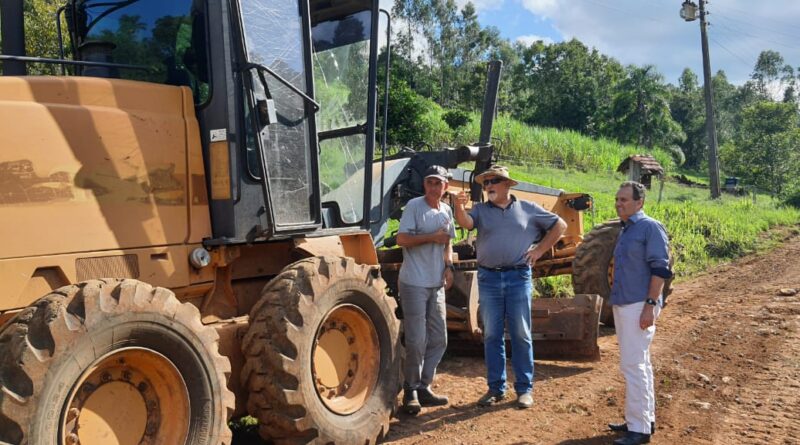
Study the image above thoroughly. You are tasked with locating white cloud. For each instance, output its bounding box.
[520,0,559,17]
[454,0,504,12]
[516,34,553,46]
[516,0,800,85]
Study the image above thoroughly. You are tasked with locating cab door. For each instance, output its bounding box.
[237,0,321,233]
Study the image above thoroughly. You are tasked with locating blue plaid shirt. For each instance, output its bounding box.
[610,211,671,305]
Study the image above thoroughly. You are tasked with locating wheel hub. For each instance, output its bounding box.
[62,348,190,445]
[312,304,380,414]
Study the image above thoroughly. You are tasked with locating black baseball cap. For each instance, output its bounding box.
[424,165,450,182]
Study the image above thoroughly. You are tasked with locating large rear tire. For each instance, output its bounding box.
[241,256,401,444]
[0,279,234,445]
[572,220,621,326]
[572,220,673,326]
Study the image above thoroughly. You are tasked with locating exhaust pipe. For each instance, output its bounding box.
[1,0,27,75]
[470,60,502,202]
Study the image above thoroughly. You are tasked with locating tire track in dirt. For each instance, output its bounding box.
[382,228,800,445]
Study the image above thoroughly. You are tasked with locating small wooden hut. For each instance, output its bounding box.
[617,155,664,189]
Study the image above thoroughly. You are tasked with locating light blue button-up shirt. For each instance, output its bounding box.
[610,210,671,305]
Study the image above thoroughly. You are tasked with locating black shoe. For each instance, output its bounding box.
[612,432,651,445]
[477,390,506,407]
[417,387,448,407]
[402,389,421,415]
[608,422,655,435]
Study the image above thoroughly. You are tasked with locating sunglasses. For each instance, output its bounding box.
[482,177,507,187]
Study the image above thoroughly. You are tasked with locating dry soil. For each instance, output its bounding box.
[382,231,800,445]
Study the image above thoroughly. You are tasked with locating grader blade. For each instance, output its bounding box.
[444,270,602,361]
[530,294,602,361]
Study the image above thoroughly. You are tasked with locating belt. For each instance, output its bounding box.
[478,264,530,272]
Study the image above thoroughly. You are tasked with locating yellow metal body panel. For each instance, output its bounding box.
[0,77,212,312]
[0,76,210,258]
[0,245,204,310]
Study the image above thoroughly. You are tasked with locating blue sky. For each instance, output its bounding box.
[383,0,800,87]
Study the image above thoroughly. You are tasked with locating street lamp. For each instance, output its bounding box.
[681,0,721,199]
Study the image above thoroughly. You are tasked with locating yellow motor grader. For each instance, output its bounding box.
[0,1,608,444]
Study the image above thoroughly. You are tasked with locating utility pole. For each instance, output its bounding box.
[681,0,721,198]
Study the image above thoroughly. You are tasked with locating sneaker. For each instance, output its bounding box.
[516,392,533,409]
[418,387,448,407]
[402,389,421,415]
[477,390,506,407]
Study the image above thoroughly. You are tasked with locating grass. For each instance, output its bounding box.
[421,111,678,174]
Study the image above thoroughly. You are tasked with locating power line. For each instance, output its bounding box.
[713,3,800,34]
[709,13,800,39]
[711,20,765,68]
[708,36,754,72]
[716,14,800,48]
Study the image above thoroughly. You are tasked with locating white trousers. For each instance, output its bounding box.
[613,301,661,435]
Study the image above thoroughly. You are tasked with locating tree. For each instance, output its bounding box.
[669,68,705,168]
[13,0,69,75]
[721,101,800,197]
[751,50,795,100]
[602,65,684,149]
[380,79,434,146]
[710,70,738,148]
[513,39,624,135]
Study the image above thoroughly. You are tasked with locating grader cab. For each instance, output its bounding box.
[0,1,607,444]
[0,0,402,444]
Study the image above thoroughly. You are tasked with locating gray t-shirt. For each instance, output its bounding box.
[398,196,456,287]
[469,196,559,268]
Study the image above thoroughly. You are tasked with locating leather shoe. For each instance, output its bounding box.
[477,390,506,406]
[402,389,421,415]
[608,421,655,435]
[612,432,650,445]
[516,392,533,409]
[417,387,448,407]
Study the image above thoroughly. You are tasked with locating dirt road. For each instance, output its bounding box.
[382,230,800,445]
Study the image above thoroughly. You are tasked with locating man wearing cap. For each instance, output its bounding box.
[454,165,566,409]
[607,181,671,445]
[396,165,455,415]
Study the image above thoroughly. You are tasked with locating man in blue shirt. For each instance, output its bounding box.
[607,181,671,445]
[454,165,566,409]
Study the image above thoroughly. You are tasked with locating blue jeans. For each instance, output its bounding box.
[478,266,533,395]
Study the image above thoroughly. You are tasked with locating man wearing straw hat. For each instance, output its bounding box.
[454,165,566,409]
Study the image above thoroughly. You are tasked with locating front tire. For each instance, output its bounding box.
[0,279,234,445]
[241,256,401,444]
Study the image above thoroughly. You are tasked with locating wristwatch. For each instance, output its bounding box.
[446,263,455,271]
[645,298,658,306]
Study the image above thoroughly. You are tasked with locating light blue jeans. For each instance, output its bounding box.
[478,266,533,395]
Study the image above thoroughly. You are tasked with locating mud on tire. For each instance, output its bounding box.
[0,279,234,445]
[241,256,401,444]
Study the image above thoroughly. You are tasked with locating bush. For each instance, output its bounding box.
[442,109,472,131]
[783,189,800,208]
[381,80,435,147]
